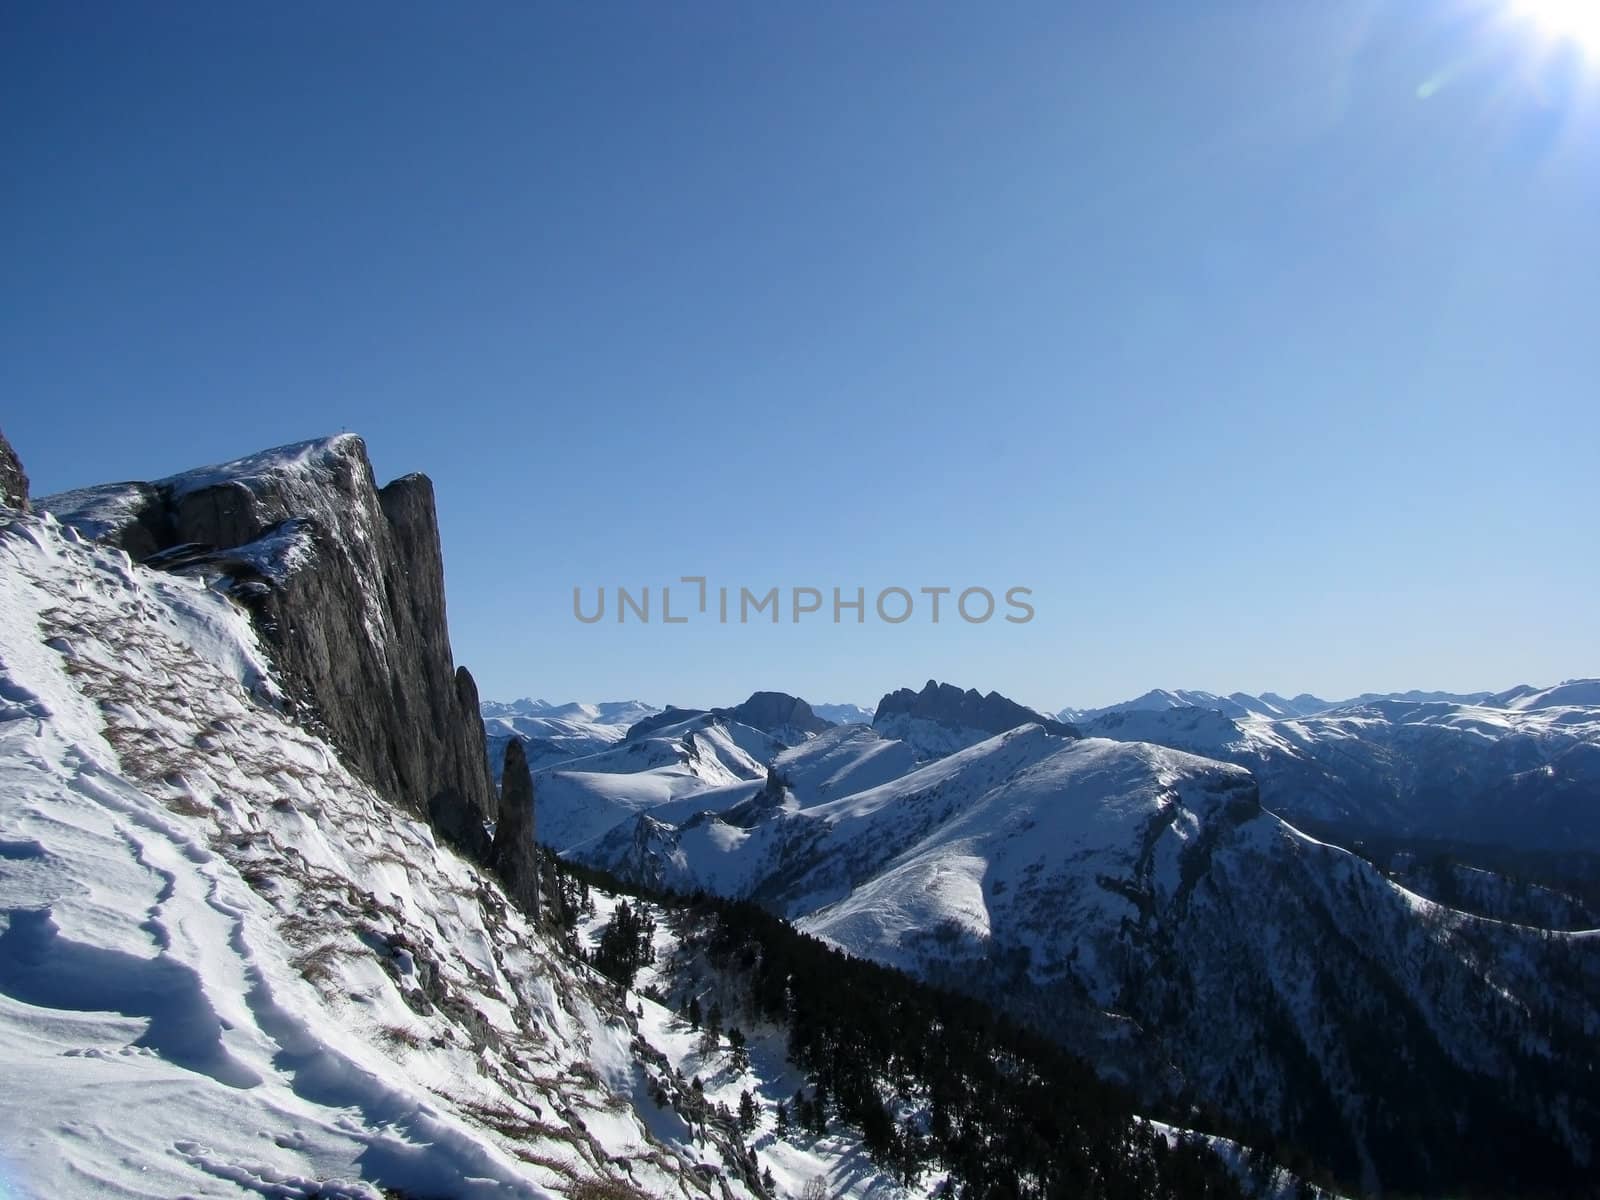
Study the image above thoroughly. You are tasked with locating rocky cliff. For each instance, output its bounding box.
[0,428,28,511]
[41,435,498,834]
[874,679,1078,738]
[490,737,540,914]
[727,690,832,736]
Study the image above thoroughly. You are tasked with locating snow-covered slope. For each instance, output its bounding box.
[574,719,1600,1193]
[1083,693,1600,850]
[1060,687,1502,723]
[535,713,784,852]
[1491,678,1600,711]
[791,735,1259,977]
[770,725,920,810]
[483,698,662,775]
[0,508,783,1200]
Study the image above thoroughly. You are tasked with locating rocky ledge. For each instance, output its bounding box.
[42,435,499,844]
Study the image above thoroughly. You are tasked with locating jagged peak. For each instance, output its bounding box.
[872,678,1076,738]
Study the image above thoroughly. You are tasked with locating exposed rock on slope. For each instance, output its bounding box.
[726,691,832,737]
[0,428,28,511]
[873,679,1077,758]
[0,507,772,1199]
[625,691,834,745]
[491,737,540,914]
[41,435,497,831]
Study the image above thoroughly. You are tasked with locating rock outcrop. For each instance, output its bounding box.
[41,435,498,833]
[624,691,834,743]
[727,691,832,736]
[490,737,539,914]
[0,428,28,511]
[874,679,1078,739]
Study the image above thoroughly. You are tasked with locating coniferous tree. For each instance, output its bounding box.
[593,899,656,988]
[738,1088,759,1134]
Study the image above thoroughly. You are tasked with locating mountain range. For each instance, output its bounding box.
[507,676,1600,1195]
[1055,686,1518,723]
[4,428,1597,1199]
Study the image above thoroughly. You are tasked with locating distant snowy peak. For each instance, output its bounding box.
[533,709,782,851]
[1062,685,1533,723]
[1330,688,1493,711]
[1083,705,1252,757]
[479,696,558,718]
[873,679,1076,759]
[480,697,660,724]
[1061,689,1324,722]
[1081,686,1600,849]
[810,701,875,725]
[1487,679,1600,712]
[481,698,663,775]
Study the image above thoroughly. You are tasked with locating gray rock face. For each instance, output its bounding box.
[41,436,497,834]
[490,737,539,914]
[625,691,833,742]
[727,691,832,736]
[623,706,709,741]
[0,429,28,511]
[874,679,1078,739]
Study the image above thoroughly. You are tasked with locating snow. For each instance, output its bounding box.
[575,893,920,1200]
[794,737,1255,987]
[1499,678,1600,712]
[0,509,766,1200]
[808,703,875,726]
[536,716,779,852]
[482,699,662,773]
[773,725,919,809]
[41,434,393,655]
[26,480,155,547]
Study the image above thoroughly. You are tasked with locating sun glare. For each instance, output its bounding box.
[1516,0,1600,54]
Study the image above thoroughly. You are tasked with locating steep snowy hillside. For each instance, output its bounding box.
[42,434,499,834]
[535,713,783,852]
[771,725,920,809]
[560,883,1325,1200]
[0,508,779,1200]
[1083,693,1600,851]
[577,723,1600,1195]
[484,699,662,775]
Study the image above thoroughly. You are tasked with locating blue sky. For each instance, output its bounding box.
[4,1,1597,712]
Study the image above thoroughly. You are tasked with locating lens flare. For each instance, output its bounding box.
[1516,0,1600,54]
